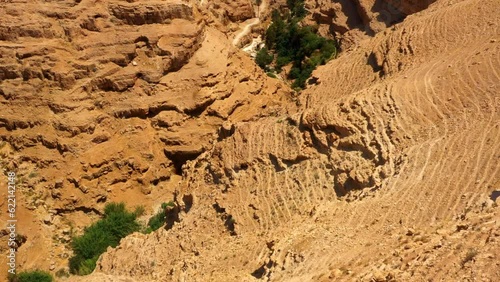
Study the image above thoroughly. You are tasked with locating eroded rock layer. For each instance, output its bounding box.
[90,0,499,281]
[0,0,294,275]
[0,0,499,281]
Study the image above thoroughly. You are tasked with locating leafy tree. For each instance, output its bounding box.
[9,270,53,282]
[276,56,291,71]
[320,39,337,61]
[255,48,274,70]
[266,72,277,78]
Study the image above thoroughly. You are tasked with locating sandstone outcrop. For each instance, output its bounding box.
[304,0,437,49]
[209,0,256,23]
[1,0,499,281]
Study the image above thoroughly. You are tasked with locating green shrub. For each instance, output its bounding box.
[133,205,145,217]
[144,201,175,234]
[145,211,165,233]
[275,56,291,70]
[69,202,141,275]
[162,201,175,209]
[461,248,478,267]
[8,270,53,282]
[55,268,70,278]
[256,0,338,89]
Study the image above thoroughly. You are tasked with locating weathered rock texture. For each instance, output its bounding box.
[1,0,499,281]
[0,0,294,276]
[70,0,500,281]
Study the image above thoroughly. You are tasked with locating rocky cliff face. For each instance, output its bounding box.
[90,0,500,281]
[210,0,256,23]
[304,0,437,48]
[1,0,499,281]
[0,0,294,275]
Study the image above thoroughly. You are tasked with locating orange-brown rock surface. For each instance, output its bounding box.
[1,0,499,281]
[0,0,294,277]
[304,0,437,48]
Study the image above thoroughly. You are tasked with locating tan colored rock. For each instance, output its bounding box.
[210,0,255,23]
[1,0,499,281]
[304,0,437,48]
[109,1,193,25]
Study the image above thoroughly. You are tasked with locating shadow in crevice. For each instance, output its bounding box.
[269,153,285,172]
[182,194,193,213]
[367,52,385,77]
[338,0,364,29]
[164,149,203,175]
[212,203,237,236]
[490,190,500,202]
[373,0,437,27]
[334,177,360,198]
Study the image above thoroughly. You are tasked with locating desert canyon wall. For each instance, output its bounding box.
[0,0,499,281]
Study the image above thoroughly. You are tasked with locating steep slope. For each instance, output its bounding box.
[0,0,295,277]
[84,0,500,281]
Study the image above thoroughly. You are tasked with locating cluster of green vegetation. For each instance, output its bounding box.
[8,201,175,279]
[461,248,478,267]
[69,202,142,275]
[144,201,174,234]
[8,270,53,282]
[255,0,338,89]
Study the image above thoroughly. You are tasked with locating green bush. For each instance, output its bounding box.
[8,270,53,282]
[145,212,165,233]
[69,202,141,275]
[287,0,307,18]
[144,202,174,234]
[275,56,291,71]
[256,0,338,89]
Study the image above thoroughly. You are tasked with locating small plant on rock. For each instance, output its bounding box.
[8,270,53,282]
[69,202,141,275]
